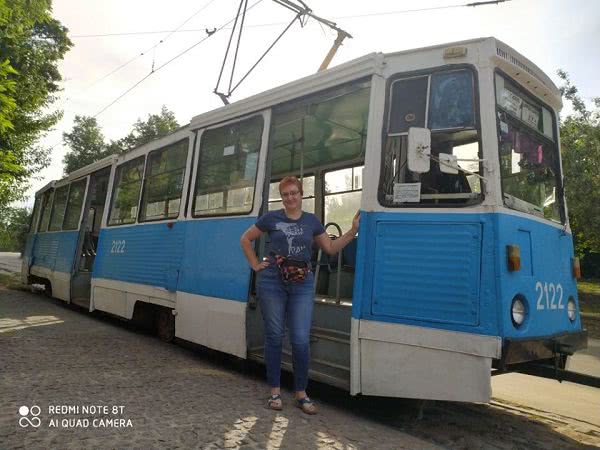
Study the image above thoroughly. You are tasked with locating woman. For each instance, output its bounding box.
[240,176,359,414]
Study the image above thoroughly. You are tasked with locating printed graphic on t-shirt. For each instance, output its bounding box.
[274,222,306,256]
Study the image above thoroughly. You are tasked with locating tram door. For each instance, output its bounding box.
[70,167,110,308]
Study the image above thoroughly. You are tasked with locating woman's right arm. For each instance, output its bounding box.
[240,225,270,272]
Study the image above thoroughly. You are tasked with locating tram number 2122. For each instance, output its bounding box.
[110,240,126,254]
[535,281,564,311]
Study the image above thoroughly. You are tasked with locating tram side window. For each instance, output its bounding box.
[270,82,370,178]
[63,179,87,230]
[108,156,145,226]
[193,116,263,216]
[139,139,188,222]
[48,185,69,231]
[324,166,363,233]
[268,176,315,213]
[38,190,54,232]
[29,197,42,233]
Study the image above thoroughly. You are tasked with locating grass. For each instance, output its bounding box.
[0,272,24,290]
[578,278,600,296]
[578,278,600,315]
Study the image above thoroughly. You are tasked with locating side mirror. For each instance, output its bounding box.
[407,127,431,173]
[439,153,459,174]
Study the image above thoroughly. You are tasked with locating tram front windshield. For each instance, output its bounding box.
[495,73,563,223]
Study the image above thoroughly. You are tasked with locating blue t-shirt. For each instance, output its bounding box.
[256,210,326,263]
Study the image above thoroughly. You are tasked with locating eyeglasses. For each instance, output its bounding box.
[281,190,300,198]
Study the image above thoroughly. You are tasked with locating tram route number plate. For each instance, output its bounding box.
[535,281,564,311]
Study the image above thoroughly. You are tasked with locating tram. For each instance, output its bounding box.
[23,37,587,402]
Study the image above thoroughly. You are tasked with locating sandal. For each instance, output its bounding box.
[267,394,283,411]
[295,397,318,415]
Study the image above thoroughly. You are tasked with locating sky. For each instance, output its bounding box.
[22,0,600,206]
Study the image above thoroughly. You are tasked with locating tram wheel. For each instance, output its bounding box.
[156,307,175,343]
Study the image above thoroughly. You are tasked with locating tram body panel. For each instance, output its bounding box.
[91,216,255,356]
[349,210,583,400]
[93,222,186,292]
[28,231,79,301]
[177,217,255,301]
[494,212,581,338]
[21,232,37,283]
[353,211,498,335]
[175,217,256,357]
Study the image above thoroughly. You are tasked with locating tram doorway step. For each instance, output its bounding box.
[247,326,351,390]
[70,296,90,309]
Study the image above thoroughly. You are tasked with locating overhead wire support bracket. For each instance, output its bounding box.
[214,0,304,105]
[214,0,353,105]
[271,0,352,72]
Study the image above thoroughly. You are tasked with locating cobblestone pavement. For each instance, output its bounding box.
[1,286,598,450]
[0,286,441,450]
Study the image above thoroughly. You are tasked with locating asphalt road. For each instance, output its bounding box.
[0,252,21,274]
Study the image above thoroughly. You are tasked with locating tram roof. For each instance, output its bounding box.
[189,37,561,130]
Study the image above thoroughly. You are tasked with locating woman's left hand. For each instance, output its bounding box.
[351,211,360,234]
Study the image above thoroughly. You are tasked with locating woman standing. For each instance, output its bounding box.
[240,176,359,414]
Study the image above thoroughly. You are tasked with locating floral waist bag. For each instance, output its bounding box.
[271,252,311,283]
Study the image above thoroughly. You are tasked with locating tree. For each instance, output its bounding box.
[557,71,600,262]
[62,116,109,174]
[115,106,180,152]
[0,206,30,252]
[62,107,180,173]
[0,0,72,212]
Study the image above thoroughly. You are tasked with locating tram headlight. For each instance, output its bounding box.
[567,297,577,322]
[511,296,527,328]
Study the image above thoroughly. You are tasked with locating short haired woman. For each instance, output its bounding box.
[240,176,359,414]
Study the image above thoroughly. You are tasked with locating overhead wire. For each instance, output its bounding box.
[92,0,266,118]
[70,0,511,38]
[84,0,218,91]
[44,0,220,151]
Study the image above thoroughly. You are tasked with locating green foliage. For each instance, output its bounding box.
[0,0,72,209]
[62,116,110,174]
[112,106,180,153]
[62,106,180,173]
[557,70,600,258]
[0,59,18,134]
[0,205,31,252]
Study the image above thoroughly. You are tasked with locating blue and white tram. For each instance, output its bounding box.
[23,156,115,304]
[24,37,587,402]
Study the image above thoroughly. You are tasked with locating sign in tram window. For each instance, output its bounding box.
[108,156,145,226]
[270,83,370,177]
[193,116,263,216]
[139,139,188,222]
[38,190,54,232]
[63,179,87,230]
[48,185,69,231]
[494,73,562,222]
[495,74,555,141]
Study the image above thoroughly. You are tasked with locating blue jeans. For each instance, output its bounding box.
[257,269,315,392]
